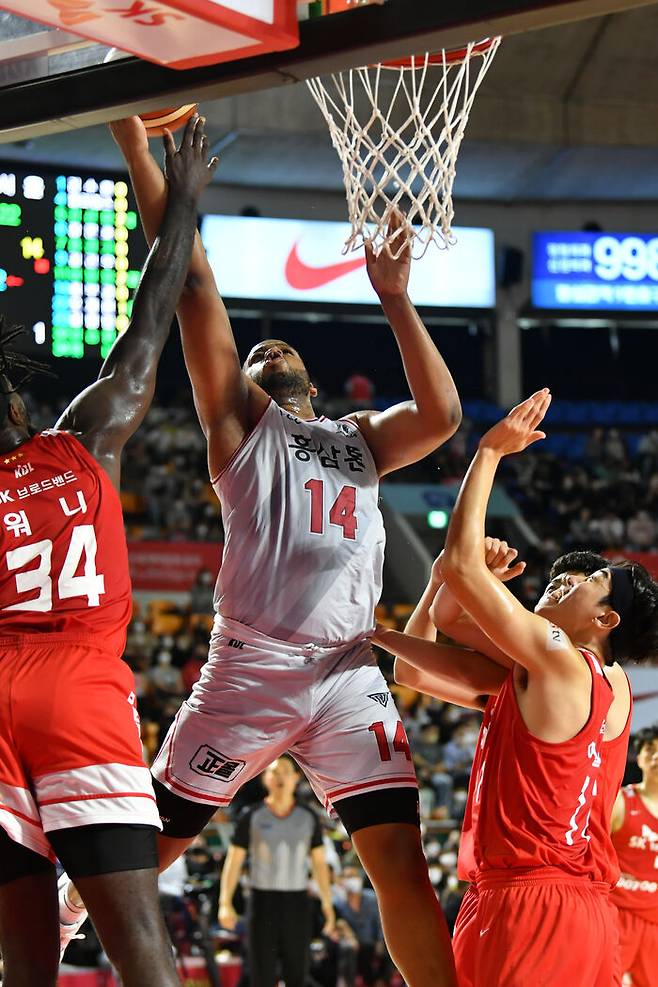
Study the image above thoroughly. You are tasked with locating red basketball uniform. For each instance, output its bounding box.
[0,430,159,858]
[453,649,617,987]
[610,785,658,987]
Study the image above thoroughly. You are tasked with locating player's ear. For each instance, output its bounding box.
[310,382,318,399]
[596,608,621,633]
[7,394,24,427]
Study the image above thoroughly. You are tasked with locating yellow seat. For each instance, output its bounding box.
[151,613,184,635]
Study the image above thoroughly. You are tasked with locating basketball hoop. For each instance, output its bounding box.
[307,37,501,258]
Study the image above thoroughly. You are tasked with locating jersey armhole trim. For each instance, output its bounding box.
[37,430,122,508]
[604,671,633,745]
[210,398,273,486]
[337,414,380,476]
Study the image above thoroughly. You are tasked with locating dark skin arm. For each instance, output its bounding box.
[56,117,218,489]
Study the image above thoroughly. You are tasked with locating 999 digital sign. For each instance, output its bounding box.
[0,164,146,359]
[533,231,658,311]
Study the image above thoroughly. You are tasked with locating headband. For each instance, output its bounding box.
[608,566,634,660]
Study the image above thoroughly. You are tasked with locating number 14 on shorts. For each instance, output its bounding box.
[369,720,412,762]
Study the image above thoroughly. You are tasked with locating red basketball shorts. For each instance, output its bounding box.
[452,872,619,987]
[0,636,160,859]
[616,907,658,987]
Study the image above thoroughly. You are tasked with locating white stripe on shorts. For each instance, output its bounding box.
[0,780,53,858]
[34,763,161,833]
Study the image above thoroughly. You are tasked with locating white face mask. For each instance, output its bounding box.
[343,876,363,895]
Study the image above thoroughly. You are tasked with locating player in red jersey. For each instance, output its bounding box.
[610,725,658,987]
[379,546,633,987]
[0,118,217,987]
[375,393,657,986]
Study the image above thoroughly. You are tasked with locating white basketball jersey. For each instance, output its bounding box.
[212,400,385,645]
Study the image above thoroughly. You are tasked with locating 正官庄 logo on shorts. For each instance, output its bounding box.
[190,745,246,782]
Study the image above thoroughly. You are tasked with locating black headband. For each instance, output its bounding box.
[608,566,634,660]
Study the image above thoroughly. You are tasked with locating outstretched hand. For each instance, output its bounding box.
[479,389,551,458]
[365,209,412,298]
[163,115,219,203]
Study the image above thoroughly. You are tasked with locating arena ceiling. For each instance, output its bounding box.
[2,1,658,201]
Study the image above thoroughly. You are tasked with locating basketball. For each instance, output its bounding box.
[103,50,198,137]
[138,105,199,138]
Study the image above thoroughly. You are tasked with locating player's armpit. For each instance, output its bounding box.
[205,382,271,480]
[374,626,506,705]
[349,401,459,477]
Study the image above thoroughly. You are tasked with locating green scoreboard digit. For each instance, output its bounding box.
[0,165,146,359]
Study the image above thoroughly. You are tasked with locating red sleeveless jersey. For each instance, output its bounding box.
[611,785,658,923]
[0,430,131,657]
[458,648,613,883]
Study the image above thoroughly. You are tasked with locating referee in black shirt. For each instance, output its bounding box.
[219,755,335,987]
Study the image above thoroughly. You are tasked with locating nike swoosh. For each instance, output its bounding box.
[284,241,366,290]
[479,928,490,937]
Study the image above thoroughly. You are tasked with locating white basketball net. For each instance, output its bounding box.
[307,38,501,258]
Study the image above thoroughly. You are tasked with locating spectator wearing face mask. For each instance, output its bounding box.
[334,866,391,986]
[441,719,480,789]
[147,650,184,697]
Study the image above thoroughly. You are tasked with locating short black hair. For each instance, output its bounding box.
[604,561,658,664]
[633,724,658,755]
[548,551,609,582]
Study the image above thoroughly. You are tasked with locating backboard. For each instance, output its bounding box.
[1,0,657,143]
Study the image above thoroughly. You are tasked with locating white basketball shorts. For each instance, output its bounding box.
[152,616,417,815]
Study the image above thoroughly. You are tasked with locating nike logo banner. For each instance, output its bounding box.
[284,241,366,290]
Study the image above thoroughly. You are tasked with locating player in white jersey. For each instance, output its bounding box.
[81,118,462,987]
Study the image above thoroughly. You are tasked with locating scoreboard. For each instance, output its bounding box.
[532,231,658,312]
[0,163,146,359]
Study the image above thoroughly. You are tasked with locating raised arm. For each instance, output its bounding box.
[440,390,587,680]
[57,118,218,488]
[110,118,266,477]
[374,624,505,710]
[430,539,526,670]
[349,214,462,477]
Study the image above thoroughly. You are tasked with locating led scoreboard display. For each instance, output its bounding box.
[0,164,146,359]
[533,231,658,311]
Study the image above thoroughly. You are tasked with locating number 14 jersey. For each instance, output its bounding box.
[212,400,385,645]
[0,430,132,657]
